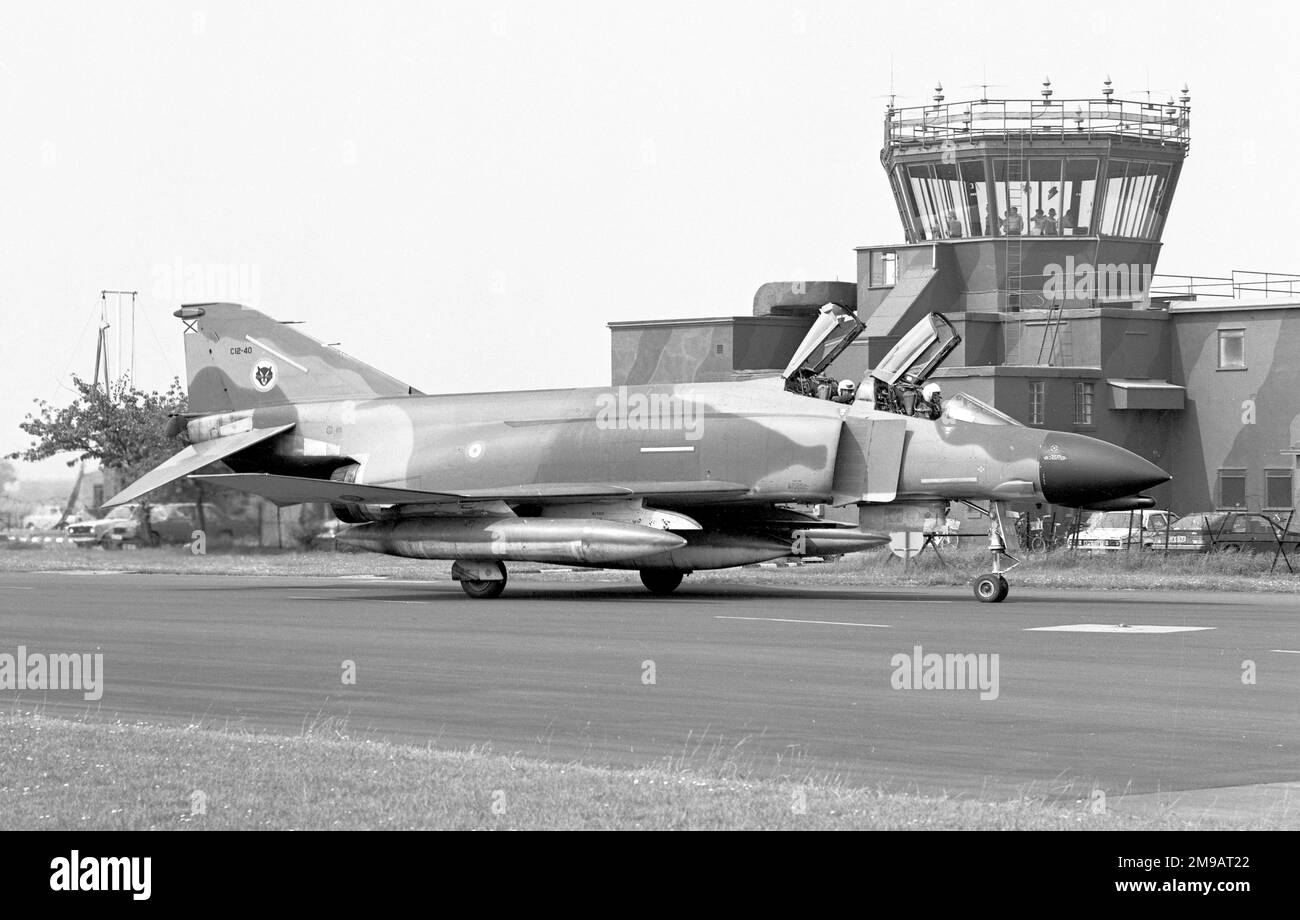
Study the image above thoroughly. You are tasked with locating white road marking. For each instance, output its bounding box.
[1025,624,1215,633]
[920,476,978,484]
[715,616,890,628]
[640,446,694,453]
[1271,649,1300,654]
[0,586,34,590]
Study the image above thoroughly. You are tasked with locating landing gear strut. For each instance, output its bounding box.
[453,559,507,599]
[972,500,1019,603]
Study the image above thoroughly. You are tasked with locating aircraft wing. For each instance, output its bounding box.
[103,423,296,508]
[191,473,751,508]
[454,481,752,503]
[191,473,463,506]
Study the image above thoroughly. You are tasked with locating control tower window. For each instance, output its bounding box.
[898,156,1112,240]
[1025,159,1062,234]
[1061,158,1097,234]
[906,164,942,240]
[991,157,1100,238]
[901,162,993,241]
[961,161,988,236]
[901,163,975,241]
[1099,160,1173,239]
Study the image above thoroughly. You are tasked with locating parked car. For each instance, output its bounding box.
[1076,509,1173,552]
[149,502,258,546]
[1146,511,1300,554]
[67,503,256,549]
[21,504,83,530]
[66,505,153,548]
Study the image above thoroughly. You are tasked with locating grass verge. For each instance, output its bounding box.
[0,712,1271,830]
[3,541,1299,594]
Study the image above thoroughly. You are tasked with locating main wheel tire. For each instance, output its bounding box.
[461,577,506,599]
[640,569,684,595]
[1215,543,1241,554]
[974,573,1008,603]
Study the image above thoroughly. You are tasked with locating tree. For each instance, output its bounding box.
[9,376,186,477]
[0,459,15,493]
[8,376,191,522]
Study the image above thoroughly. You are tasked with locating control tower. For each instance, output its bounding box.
[859,79,1190,353]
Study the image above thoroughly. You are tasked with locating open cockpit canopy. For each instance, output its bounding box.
[782,303,865,399]
[869,313,960,388]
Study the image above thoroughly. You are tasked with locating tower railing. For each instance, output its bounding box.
[885,97,1191,150]
[1150,271,1300,300]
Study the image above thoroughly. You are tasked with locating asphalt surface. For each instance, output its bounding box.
[2,571,1298,804]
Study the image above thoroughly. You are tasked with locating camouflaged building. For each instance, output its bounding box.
[610,82,1300,517]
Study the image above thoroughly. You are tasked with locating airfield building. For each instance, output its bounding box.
[609,81,1300,518]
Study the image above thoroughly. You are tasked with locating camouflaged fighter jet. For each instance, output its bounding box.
[106,302,1169,601]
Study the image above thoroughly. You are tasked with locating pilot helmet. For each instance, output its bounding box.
[839,379,857,393]
[921,382,941,400]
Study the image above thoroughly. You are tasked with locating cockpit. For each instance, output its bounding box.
[783,308,1017,425]
[781,303,864,401]
[867,313,960,418]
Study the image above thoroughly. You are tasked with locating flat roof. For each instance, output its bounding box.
[607,315,813,329]
[1168,297,1300,314]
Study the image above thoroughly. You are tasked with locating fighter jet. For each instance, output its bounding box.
[106,303,1168,602]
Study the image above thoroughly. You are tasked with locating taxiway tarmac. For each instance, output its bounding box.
[1,572,1297,805]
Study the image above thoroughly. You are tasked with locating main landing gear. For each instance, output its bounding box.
[639,569,684,595]
[971,500,1020,603]
[453,559,507,599]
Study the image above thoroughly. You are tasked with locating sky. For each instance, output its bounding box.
[3,0,1298,481]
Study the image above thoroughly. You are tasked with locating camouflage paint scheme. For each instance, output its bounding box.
[107,303,1168,595]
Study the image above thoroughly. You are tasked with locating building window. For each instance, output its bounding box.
[1073,382,1094,426]
[1029,381,1045,425]
[1217,470,1247,509]
[715,344,725,355]
[1265,470,1294,510]
[869,250,897,287]
[1218,329,1245,369]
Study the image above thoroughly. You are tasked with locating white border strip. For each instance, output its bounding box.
[716,616,890,628]
[245,336,309,373]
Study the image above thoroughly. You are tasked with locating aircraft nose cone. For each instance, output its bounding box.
[1038,432,1170,506]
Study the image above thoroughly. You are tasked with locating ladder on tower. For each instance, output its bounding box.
[1036,302,1074,366]
[1004,137,1026,312]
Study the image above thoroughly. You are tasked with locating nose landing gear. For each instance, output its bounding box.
[971,500,1020,603]
[973,572,1009,603]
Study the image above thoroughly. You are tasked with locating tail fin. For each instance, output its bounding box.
[175,303,420,413]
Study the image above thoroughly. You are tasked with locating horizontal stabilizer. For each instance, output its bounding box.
[103,423,296,508]
[191,473,461,507]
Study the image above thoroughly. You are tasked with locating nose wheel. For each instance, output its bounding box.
[973,573,1009,603]
[964,499,1021,603]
